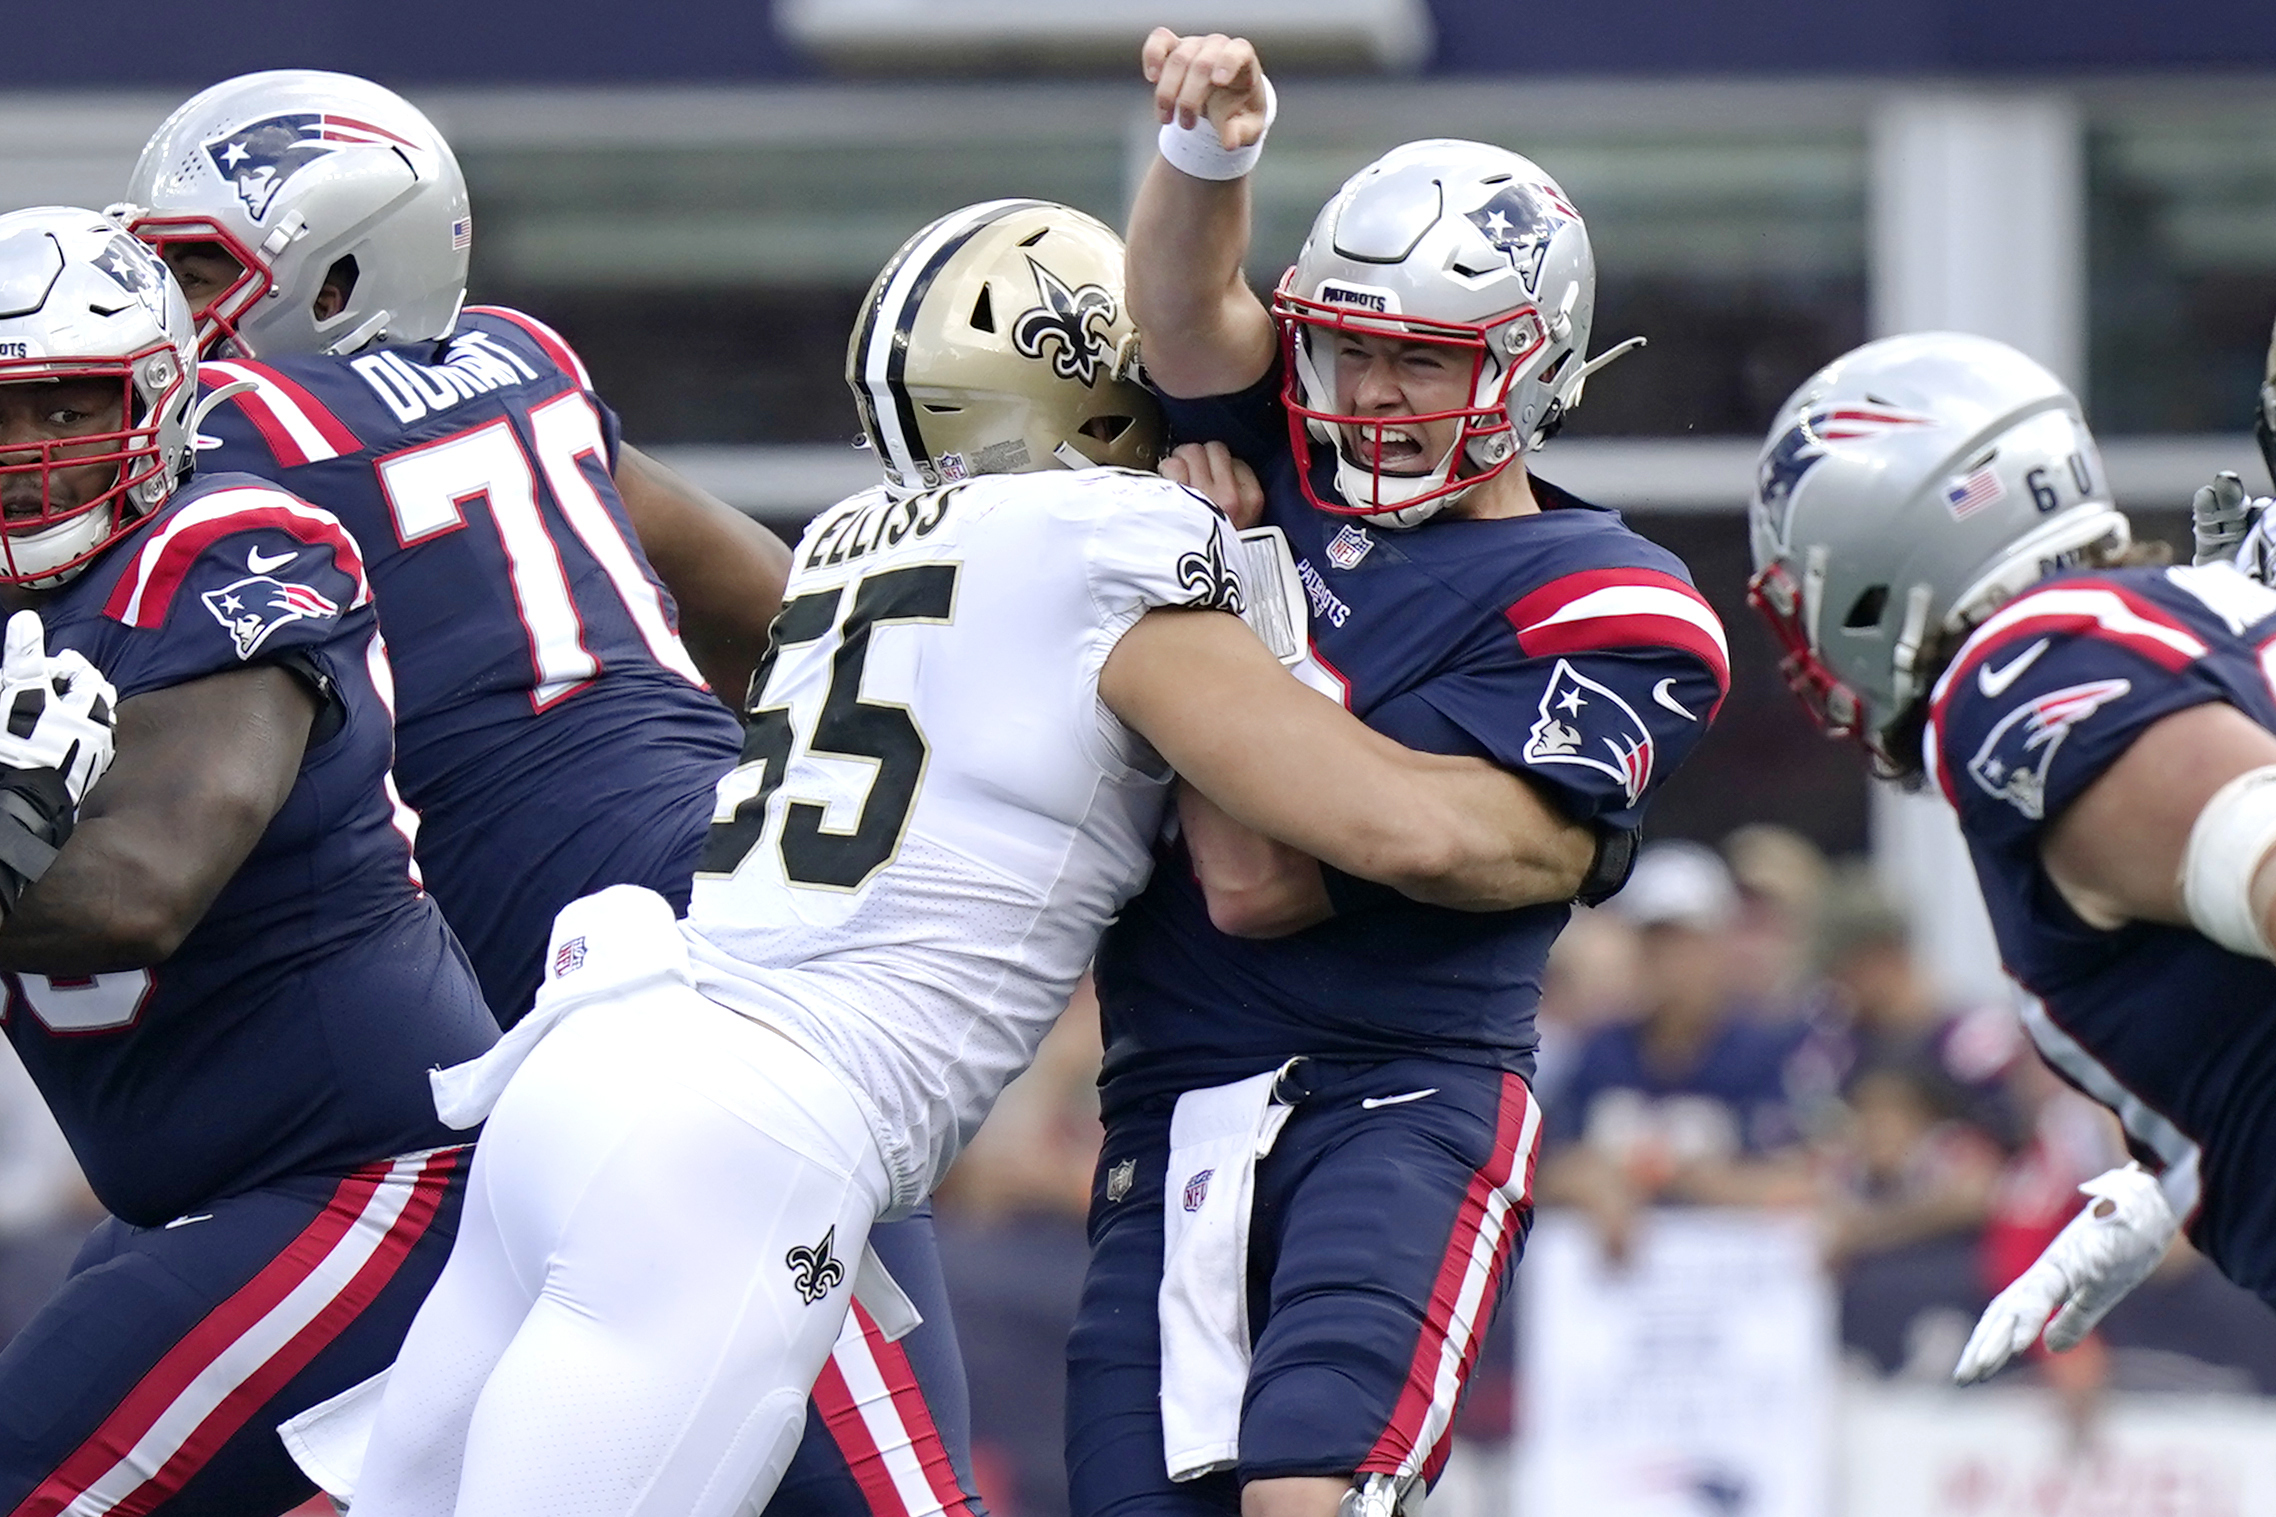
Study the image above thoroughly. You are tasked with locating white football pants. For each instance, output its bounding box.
[352,982,892,1517]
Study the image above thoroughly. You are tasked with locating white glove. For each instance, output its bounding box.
[0,611,117,808]
[1952,1163,2178,1385]
[2191,470,2276,579]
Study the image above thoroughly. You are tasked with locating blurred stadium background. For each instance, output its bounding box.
[18,1,2276,1511]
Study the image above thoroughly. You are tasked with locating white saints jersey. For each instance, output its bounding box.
[683,467,1243,1205]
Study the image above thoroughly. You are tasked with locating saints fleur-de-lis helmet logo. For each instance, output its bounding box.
[785,1225,846,1305]
[1011,257,1119,386]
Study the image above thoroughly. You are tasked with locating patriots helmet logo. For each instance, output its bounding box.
[1522,659,1655,806]
[199,573,341,659]
[203,112,418,222]
[1011,258,1119,386]
[1463,184,1566,294]
[1966,677,2132,820]
[1755,405,1935,545]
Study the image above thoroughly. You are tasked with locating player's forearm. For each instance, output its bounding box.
[0,670,310,974]
[1177,782,1331,938]
[615,443,793,708]
[1379,762,1595,912]
[1125,159,1275,400]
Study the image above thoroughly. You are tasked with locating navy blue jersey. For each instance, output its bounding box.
[1929,562,2276,1298]
[192,307,744,1020]
[1094,366,1730,1115]
[5,473,497,1227]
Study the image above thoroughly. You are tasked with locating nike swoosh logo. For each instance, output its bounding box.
[1360,1088,1439,1110]
[163,1213,214,1229]
[1652,678,1696,721]
[1977,639,2050,698]
[246,545,297,574]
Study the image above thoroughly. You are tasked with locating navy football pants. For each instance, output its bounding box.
[0,1147,468,1517]
[1066,1060,1539,1517]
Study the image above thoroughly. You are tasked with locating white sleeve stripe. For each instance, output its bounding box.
[203,363,347,464]
[112,488,359,626]
[1515,584,1732,662]
[1932,586,2207,704]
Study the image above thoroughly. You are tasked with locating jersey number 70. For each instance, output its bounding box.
[699,562,959,891]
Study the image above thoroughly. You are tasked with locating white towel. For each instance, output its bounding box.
[430,883,692,1129]
[1158,1063,1298,1481]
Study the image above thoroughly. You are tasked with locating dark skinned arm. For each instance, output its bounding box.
[614,442,793,710]
[0,665,314,976]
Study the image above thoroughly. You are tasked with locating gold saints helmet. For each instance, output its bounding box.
[847,199,1164,493]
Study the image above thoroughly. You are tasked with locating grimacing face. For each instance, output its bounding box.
[1329,330,1479,476]
[0,379,128,519]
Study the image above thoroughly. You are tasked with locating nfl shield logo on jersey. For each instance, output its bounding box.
[1107,1157,1135,1203]
[200,574,341,659]
[1966,678,2132,820]
[1182,1169,1214,1213]
[1522,659,1655,805]
[552,936,588,978]
[1325,523,1374,571]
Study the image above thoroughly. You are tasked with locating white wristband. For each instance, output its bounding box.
[2180,762,2276,958]
[1157,76,1277,181]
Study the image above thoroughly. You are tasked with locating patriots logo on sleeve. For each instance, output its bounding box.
[1965,677,2132,820]
[199,573,342,660]
[1521,659,1654,805]
[203,113,417,222]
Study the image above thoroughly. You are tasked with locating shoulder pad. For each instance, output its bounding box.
[103,483,371,630]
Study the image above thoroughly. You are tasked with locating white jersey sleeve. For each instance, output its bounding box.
[682,467,1242,1206]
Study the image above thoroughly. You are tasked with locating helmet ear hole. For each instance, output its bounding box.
[1080,415,1132,443]
[969,286,995,334]
[1843,584,1890,630]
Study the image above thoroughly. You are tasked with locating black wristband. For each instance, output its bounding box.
[0,766,75,919]
[1319,865,1407,918]
[1575,824,1640,908]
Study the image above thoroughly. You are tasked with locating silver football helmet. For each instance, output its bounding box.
[112,70,469,358]
[1272,139,1640,529]
[0,208,199,587]
[1747,331,2128,762]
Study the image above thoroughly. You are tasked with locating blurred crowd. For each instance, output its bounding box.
[1531,833,2276,1418]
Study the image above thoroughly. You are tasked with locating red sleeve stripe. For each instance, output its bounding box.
[104,487,372,627]
[1924,582,2207,806]
[463,305,592,391]
[1930,583,2205,715]
[201,361,362,466]
[1505,567,1731,693]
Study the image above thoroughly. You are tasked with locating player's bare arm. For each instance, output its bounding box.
[0,666,315,975]
[1102,606,1594,910]
[1127,29,1279,399]
[2039,700,2276,933]
[1177,781,1332,936]
[613,441,792,705]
